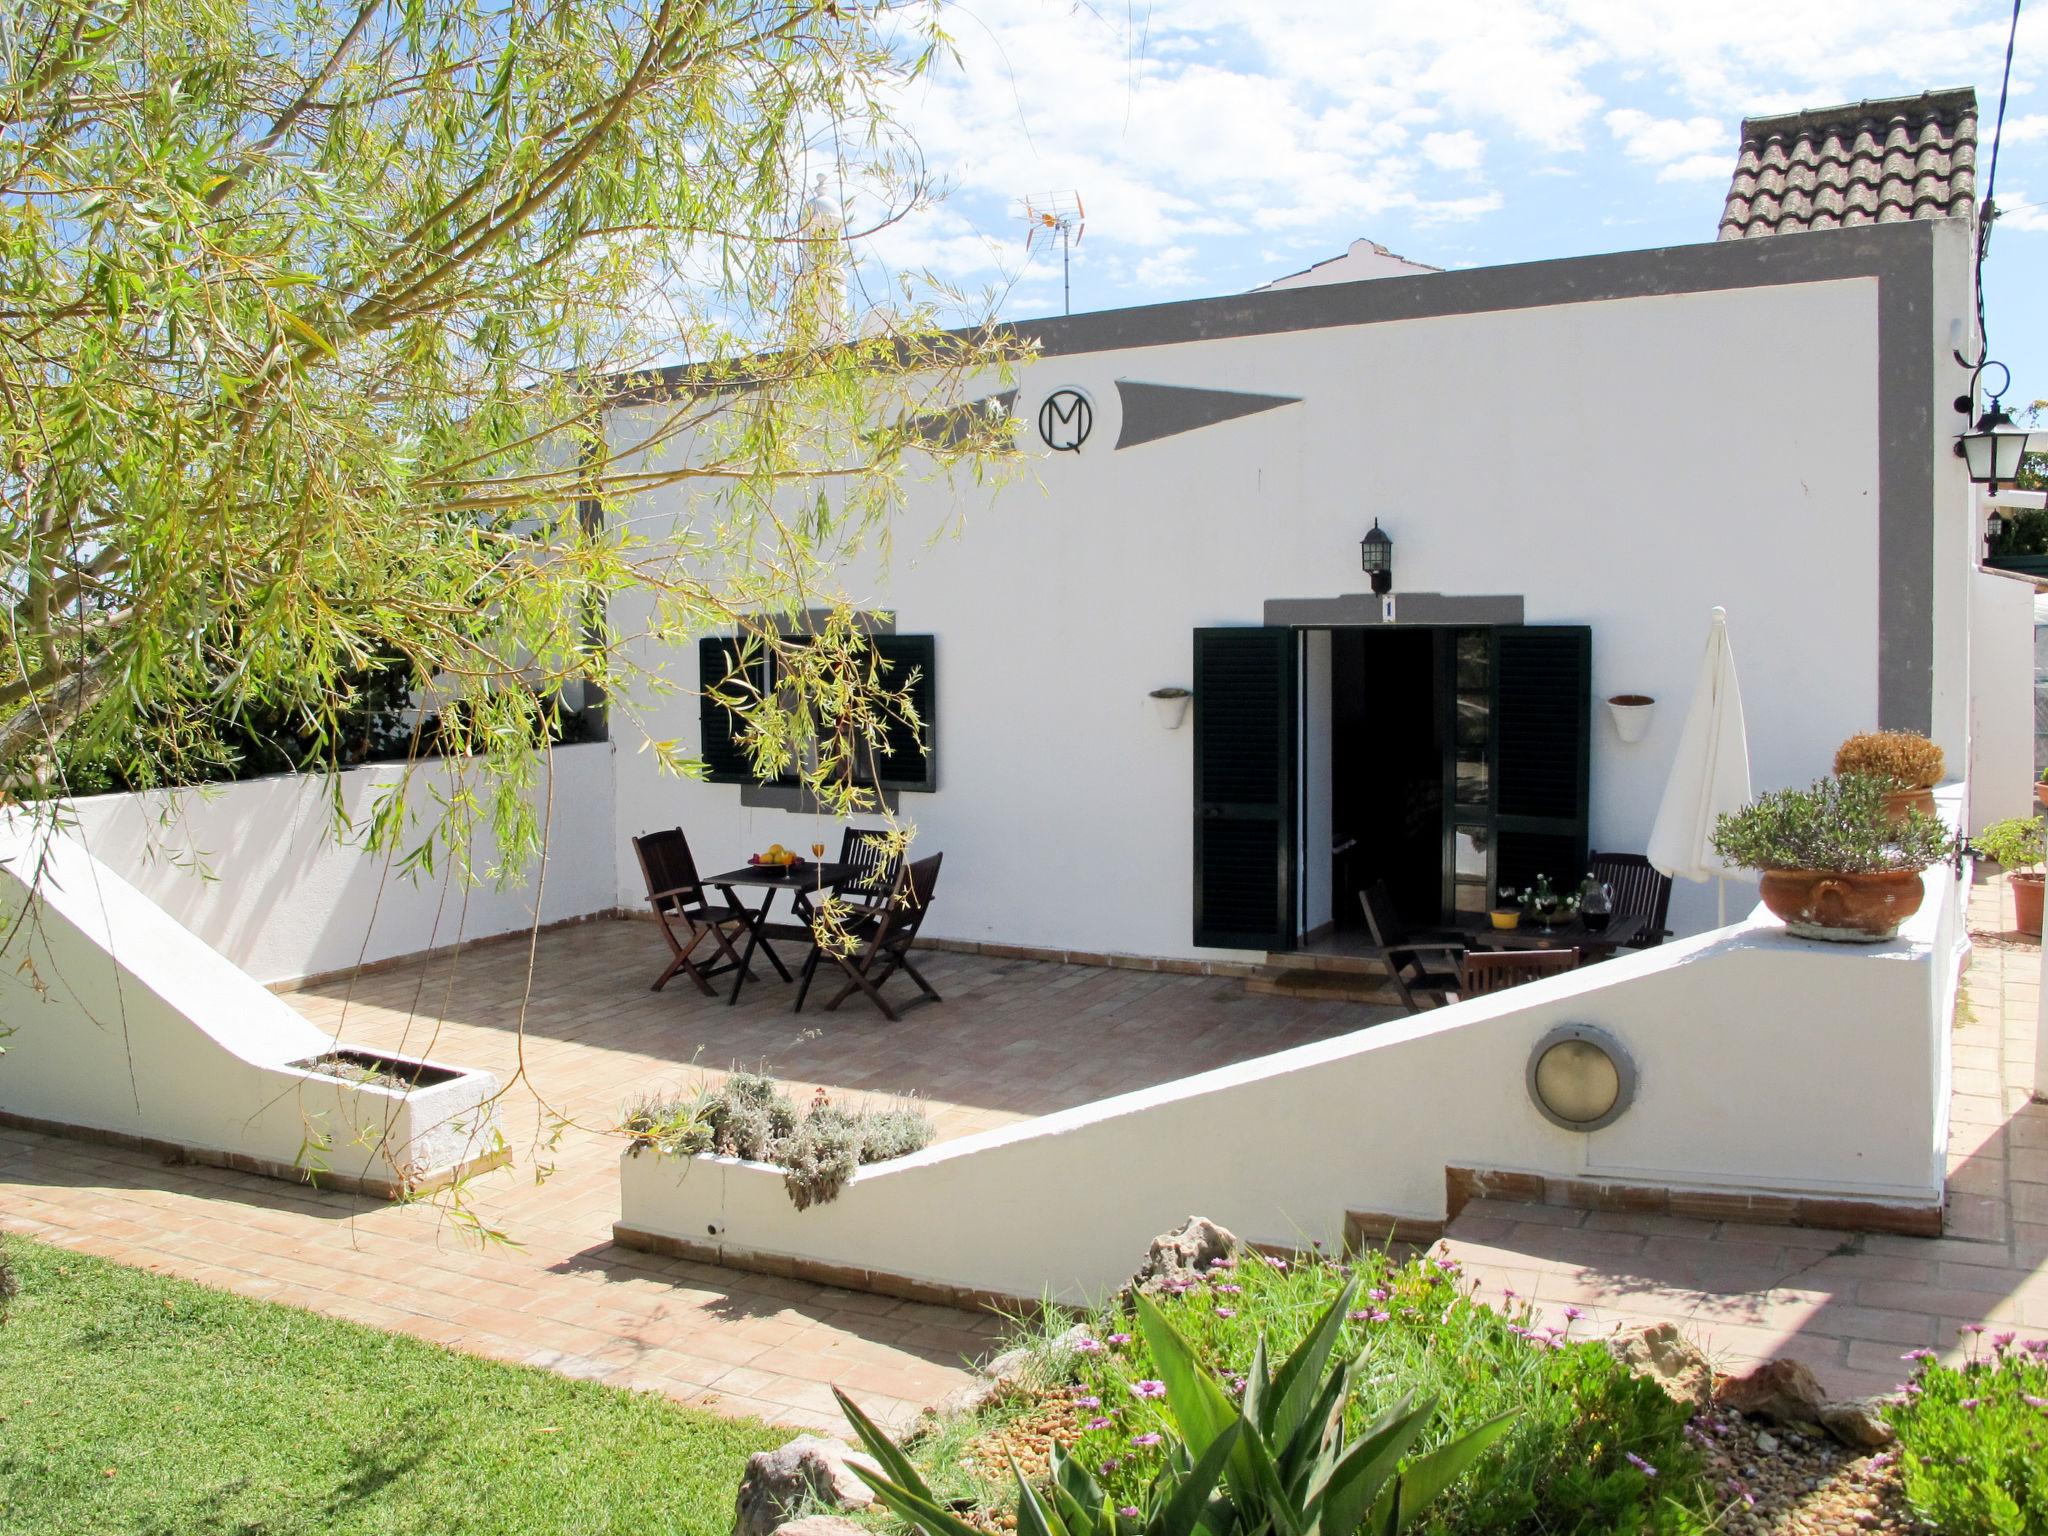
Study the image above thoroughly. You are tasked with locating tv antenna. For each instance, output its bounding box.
[1017,191,1085,314]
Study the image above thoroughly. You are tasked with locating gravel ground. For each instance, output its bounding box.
[938,1388,1927,1535]
[1691,1408,1920,1535]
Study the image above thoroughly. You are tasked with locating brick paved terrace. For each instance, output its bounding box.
[1,880,2042,1434]
[0,918,1392,1433]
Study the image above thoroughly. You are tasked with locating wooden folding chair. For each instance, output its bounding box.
[793,827,903,1012]
[819,852,943,1022]
[1459,948,1580,996]
[1358,880,1464,1013]
[631,828,751,996]
[1589,851,1675,948]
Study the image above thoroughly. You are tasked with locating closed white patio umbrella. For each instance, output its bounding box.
[1647,607,1752,926]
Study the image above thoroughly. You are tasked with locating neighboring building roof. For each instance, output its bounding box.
[1719,88,1977,240]
[1255,238,1439,290]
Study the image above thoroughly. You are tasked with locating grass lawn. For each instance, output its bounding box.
[0,1236,787,1535]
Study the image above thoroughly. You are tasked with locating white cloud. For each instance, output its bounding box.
[1421,129,1486,173]
[1658,153,1735,182]
[853,1,2048,307]
[1998,193,2048,233]
[1135,244,1202,289]
[1606,108,1729,169]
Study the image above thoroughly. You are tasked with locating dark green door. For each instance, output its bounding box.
[1491,625,1593,896]
[1193,627,1298,950]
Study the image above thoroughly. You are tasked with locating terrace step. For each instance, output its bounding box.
[1243,968,1401,1006]
[1259,947,1389,978]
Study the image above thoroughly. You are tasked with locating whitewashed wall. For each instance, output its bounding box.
[1967,568,2037,834]
[608,272,1949,958]
[622,855,1965,1304]
[62,742,614,985]
[0,818,499,1185]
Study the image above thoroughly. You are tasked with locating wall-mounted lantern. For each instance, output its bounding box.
[1955,361,2040,493]
[1985,508,2008,560]
[1360,519,1393,595]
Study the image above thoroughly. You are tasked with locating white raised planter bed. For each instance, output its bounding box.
[0,816,503,1200]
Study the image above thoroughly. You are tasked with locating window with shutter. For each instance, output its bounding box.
[1193,627,1298,950]
[865,633,937,791]
[1491,626,1592,895]
[697,635,767,784]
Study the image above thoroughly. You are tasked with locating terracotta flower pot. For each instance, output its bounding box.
[1757,868,1926,943]
[2012,871,2044,938]
[1880,786,1938,824]
[2034,783,2048,811]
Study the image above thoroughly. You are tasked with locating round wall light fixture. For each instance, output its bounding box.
[1525,1024,1636,1132]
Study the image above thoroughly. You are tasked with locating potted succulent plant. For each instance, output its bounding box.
[1833,730,1945,823]
[1973,815,2045,937]
[1712,774,1950,942]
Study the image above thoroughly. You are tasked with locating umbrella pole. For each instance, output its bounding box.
[1717,877,1727,927]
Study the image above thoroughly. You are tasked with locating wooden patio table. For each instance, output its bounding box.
[702,861,855,1007]
[1452,911,1645,959]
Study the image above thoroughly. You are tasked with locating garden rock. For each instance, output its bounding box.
[769,1520,869,1536]
[733,1436,878,1536]
[1127,1216,1240,1296]
[1817,1397,1896,1450]
[935,1323,1096,1417]
[1716,1358,1827,1431]
[1604,1322,1713,1412]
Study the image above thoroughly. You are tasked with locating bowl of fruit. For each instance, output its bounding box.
[747,844,805,873]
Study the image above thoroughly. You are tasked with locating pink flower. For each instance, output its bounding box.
[1105,1332,1132,1347]
[1074,1336,1105,1354]
[1131,1380,1165,1400]
[1214,1284,1243,1295]
[1368,1287,1391,1302]
[1131,1432,1162,1448]
[1901,1348,1936,1362]
[1960,1397,1982,1410]
[1991,1331,2016,1352]
[1215,1307,1237,1319]
[1088,1416,1114,1431]
[1562,1305,1584,1322]
[1118,1508,1139,1519]
[2022,1395,2048,1409]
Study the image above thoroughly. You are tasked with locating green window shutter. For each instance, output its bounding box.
[867,633,937,791]
[698,635,765,784]
[1491,626,1592,895]
[1193,627,1298,951]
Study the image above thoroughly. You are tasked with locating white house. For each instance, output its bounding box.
[605,87,2023,967]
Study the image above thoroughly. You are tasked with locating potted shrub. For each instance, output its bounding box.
[2035,765,2047,812]
[1973,815,2045,937]
[1712,774,1949,942]
[1833,729,1944,822]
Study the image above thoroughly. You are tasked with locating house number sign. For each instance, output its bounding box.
[1037,389,1093,452]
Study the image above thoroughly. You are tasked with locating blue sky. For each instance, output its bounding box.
[844,1,2048,408]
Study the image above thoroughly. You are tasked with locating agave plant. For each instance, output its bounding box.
[836,1277,1514,1536]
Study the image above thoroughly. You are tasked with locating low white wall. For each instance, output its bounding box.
[623,863,1964,1304]
[0,817,500,1188]
[61,742,616,985]
[1968,568,2036,835]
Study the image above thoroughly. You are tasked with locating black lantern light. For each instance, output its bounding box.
[1986,508,2009,559]
[1956,361,2040,492]
[1360,519,1393,595]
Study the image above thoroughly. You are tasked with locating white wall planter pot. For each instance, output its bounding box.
[1606,695,1655,743]
[1150,689,1192,730]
